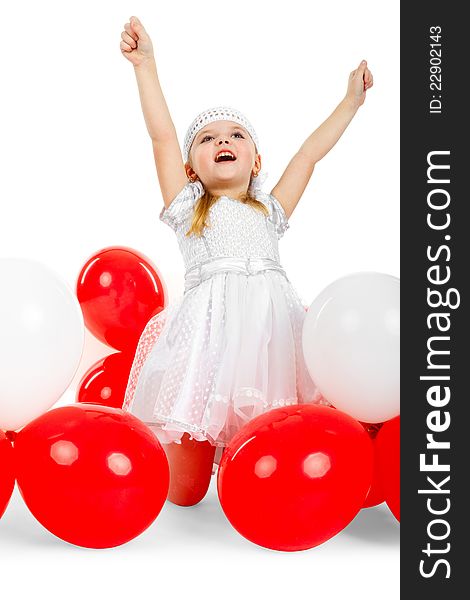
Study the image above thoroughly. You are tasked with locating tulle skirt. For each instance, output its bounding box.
[122,269,323,448]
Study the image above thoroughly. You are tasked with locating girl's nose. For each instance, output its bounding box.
[217,137,230,145]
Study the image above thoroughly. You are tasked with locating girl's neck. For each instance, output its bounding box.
[206,186,246,200]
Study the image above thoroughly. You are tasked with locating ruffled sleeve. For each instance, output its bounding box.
[267,193,290,239]
[159,180,204,231]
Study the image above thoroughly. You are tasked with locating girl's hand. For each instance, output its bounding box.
[120,16,155,67]
[345,60,374,109]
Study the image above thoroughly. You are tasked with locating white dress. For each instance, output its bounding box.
[122,180,322,448]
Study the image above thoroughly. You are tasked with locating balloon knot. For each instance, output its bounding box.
[5,430,17,444]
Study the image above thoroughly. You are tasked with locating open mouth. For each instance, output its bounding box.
[215,151,237,163]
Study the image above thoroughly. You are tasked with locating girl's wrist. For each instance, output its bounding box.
[342,95,360,114]
[134,55,157,70]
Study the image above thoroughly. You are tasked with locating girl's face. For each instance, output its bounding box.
[187,120,260,193]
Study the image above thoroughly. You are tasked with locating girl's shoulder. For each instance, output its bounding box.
[159,181,204,231]
[249,173,290,238]
[255,190,290,239]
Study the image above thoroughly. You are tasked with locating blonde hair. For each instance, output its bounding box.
[185,174,269,238]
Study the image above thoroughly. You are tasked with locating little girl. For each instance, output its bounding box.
[120,16,373,507]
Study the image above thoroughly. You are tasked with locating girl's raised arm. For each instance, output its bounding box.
[271,60,373,220]
[120,16,187,207]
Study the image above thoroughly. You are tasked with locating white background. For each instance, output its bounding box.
[0,0,400,598]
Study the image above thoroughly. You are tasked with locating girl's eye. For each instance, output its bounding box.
[201,132,244,143]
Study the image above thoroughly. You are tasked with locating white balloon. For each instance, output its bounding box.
[302,272,399,423]
[0,257,84,431]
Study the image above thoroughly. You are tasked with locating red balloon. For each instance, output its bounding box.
[14,404,169,548]
[361,422,386,508]
[0,430,15,519]
[376,416,400,521]
[76,246,167,351]
[218,404,373,551]
[76,351,135,409]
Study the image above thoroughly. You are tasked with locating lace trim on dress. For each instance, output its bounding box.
[151,387,298,446]
[149,386,330,447]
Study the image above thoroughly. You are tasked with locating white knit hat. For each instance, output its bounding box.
[183,106,260,163]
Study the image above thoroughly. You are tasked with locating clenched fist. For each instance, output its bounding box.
[345,60,374,109]
[120,16,154,66]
